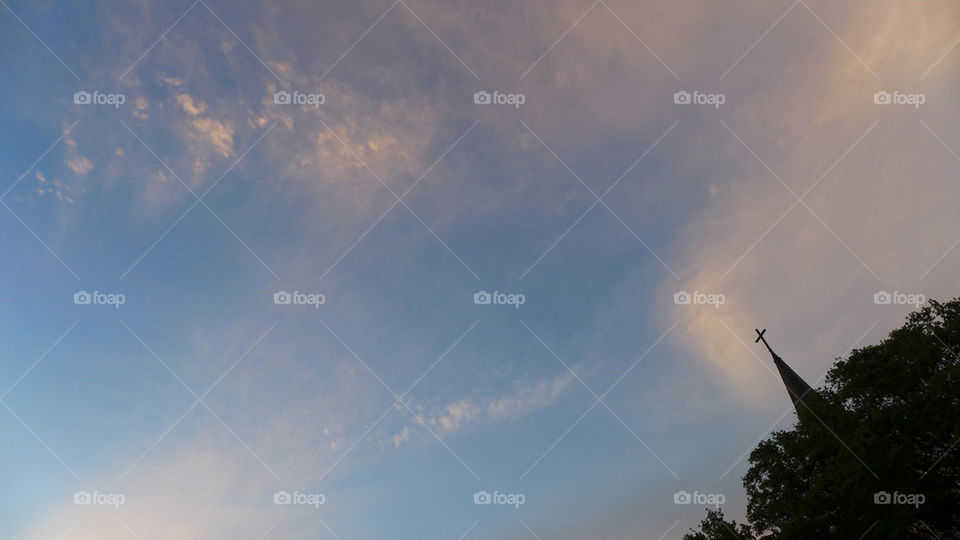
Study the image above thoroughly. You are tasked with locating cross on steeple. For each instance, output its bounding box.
[754,328,817,416]
[755,328,774,355]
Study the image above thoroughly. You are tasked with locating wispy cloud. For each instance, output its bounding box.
[391,371,575,446]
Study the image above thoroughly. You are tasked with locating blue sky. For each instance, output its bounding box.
[2,0,960,538]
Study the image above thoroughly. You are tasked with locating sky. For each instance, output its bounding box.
[1,0,959,538]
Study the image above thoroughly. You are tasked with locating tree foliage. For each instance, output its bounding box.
[685,299,960,539]
[682,509,755,540]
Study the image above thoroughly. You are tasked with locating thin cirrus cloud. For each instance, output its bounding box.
[392,370,576,446]
[654,1,960,406]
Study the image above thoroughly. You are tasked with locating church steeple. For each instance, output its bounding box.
[755,329,817,415]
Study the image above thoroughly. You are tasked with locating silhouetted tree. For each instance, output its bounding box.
[682,508,755,540]
[742,299,960,538]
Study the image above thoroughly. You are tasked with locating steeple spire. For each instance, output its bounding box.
[755,329,817,415]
